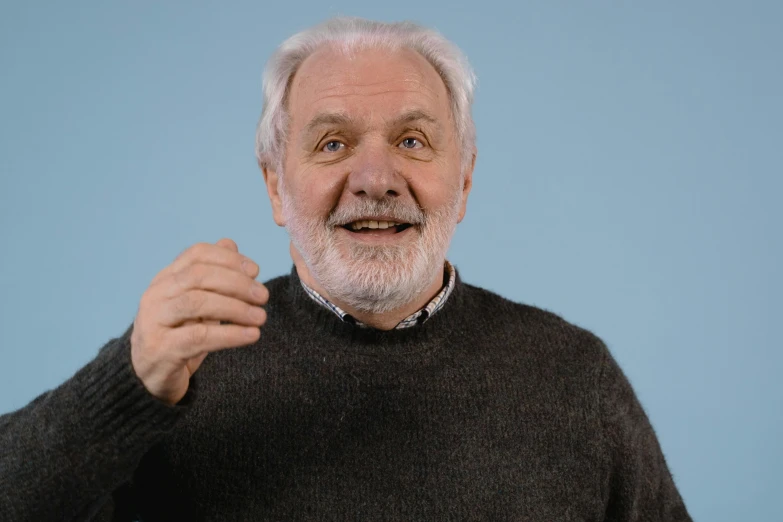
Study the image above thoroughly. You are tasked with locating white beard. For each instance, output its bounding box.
[281,180,462,314]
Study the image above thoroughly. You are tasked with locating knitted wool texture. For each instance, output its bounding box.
[0,267,692,521]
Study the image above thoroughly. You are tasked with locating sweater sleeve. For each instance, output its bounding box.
[597,343,693,521]
[0,322,196,522]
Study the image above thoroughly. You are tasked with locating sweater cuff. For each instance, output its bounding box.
[73,325,196,452]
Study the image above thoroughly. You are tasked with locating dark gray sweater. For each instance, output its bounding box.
[0,267,692,521]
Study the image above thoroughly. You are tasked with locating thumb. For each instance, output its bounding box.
[215,237,239,252]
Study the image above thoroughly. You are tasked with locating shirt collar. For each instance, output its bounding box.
[299,260,456,329]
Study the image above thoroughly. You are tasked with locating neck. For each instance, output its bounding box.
[290,243,445,331]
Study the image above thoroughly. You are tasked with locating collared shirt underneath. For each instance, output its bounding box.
[300,261,456,329]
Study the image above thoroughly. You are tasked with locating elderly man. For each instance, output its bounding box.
[1,17,692,521]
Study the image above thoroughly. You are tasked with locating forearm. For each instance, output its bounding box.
[0,325,192,521]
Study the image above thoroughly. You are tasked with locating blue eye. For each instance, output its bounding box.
[323,141,344,152]
[399,137,422,149]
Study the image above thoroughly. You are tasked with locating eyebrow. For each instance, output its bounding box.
[303,112,356,136]
[302,109,441,138]
[389,109,439,128]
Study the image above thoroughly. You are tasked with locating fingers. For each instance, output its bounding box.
[215,238,238,252]
[131,238,268,404]
[170,321,261,357]
[160,263,269,305]
[151,241,259,286]
[159,289,267,327]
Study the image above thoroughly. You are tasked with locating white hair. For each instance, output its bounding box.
[254,16,477,173]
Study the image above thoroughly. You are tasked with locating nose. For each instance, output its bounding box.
[346,142,406,199]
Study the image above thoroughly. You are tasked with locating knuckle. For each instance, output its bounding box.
[190,264,209,284]
[177,243,196,261]
[139,288,156,311]
[138,289,150,307]
[179,264,207,289]
[171,294,188,316]
[175,292,201,316]
[192,290,208,311]
[172,268,188,291]
[149,271,164,287]
[191,242,211,258]
[187,322,209,345]
[173,264,206,293]
[176,242,207,264]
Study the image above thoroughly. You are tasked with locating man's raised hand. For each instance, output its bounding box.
[129,238,268,405]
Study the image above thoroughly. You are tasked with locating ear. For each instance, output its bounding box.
[457,150,476,223]
[260,159,286,227]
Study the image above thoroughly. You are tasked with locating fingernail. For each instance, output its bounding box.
[242,260,255,276]
[252,283,267,300]
[248,306,265,322]
[244,327,259,338]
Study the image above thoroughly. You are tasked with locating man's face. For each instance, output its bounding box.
[265,46,474,313]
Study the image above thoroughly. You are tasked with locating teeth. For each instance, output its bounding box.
[348,220,400,231]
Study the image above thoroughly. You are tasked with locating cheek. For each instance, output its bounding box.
[301,174,345,217]
[407,171,462,212]
[283,157,346,217]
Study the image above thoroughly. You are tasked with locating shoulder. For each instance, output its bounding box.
[457,280,610,368]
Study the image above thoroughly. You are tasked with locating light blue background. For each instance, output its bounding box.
[1,1,781,519]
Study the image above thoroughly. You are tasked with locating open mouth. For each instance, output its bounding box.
[340,220,414,234]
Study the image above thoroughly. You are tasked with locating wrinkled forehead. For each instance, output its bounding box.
[287,45,453,132]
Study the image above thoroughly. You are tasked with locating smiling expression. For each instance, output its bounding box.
[263,44,475,313]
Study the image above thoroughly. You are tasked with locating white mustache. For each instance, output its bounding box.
[326,199,426,227]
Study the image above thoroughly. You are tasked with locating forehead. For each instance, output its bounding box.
[287,45,451,128]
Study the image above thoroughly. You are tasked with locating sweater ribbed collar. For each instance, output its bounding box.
[283,264,466,347]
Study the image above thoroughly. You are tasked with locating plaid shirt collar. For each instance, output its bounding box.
[300,261,456,329]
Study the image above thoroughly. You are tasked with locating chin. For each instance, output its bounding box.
[289,212,455,314]
[315,248,434,314]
